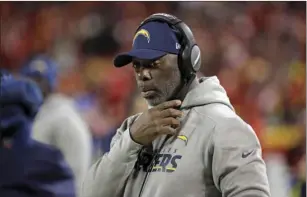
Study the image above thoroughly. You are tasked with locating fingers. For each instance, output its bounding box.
[159,108,183,118]
[155,100,181,111]
[151,118,180,137]
[158,117,180,127]
[145,100,183,140]
[155,125,177,136]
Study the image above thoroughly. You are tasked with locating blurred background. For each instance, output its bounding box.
[0,1,306,197]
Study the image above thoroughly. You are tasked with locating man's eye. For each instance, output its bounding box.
[150,62,159,68]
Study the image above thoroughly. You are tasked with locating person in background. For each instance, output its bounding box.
[82,70,135,162]
[0,71,76,197]
[19,55,92,196]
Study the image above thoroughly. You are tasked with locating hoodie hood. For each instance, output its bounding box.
[0,74,43,149]
[181,76,235,111]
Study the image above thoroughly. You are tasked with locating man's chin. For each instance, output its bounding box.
[144,96,164,107]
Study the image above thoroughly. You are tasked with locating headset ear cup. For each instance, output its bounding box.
[179,45,192,79]
[190,45,201,72]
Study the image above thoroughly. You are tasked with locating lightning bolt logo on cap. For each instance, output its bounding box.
[133,29,150,45]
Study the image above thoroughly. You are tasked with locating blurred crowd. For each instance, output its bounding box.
[0,2,306,197]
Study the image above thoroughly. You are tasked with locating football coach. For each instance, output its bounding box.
[82,13,271,197]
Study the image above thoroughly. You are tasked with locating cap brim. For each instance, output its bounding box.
[113,49,167,67]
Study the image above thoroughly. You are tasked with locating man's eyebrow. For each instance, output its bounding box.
[154,56,166,64]
[156,58,167,65]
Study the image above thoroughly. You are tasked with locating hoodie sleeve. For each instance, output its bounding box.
[211,118,271,197]
[81,114,143,197]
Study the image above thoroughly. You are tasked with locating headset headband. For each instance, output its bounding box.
[137,13,196,50]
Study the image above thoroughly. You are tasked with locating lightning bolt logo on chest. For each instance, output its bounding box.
[177,135,188,145]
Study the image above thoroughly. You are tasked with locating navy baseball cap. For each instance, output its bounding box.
[114,21,181,67]
[20,55,58,90]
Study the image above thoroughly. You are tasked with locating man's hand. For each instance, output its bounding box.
[130,100,183,145]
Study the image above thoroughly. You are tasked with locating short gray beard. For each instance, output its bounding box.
[146,69,181,106]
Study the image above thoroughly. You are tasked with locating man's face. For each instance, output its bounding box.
[132,54,182,106]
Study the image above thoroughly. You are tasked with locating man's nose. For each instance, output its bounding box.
[138,67,151,81]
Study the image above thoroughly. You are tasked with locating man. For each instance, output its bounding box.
[19,55,92,196]
[0,72,76,197]
[82,13,271,197]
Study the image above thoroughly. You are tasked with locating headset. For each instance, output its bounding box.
[136,13,201,83]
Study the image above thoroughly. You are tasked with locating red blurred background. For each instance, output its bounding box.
[0,2,305,197]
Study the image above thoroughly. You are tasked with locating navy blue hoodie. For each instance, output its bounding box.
[0,72,76,197]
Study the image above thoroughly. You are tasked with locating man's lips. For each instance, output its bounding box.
[141,90,157,98]
[139,86,158,98]
[138,84,157,92]
[140,87,156,92]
